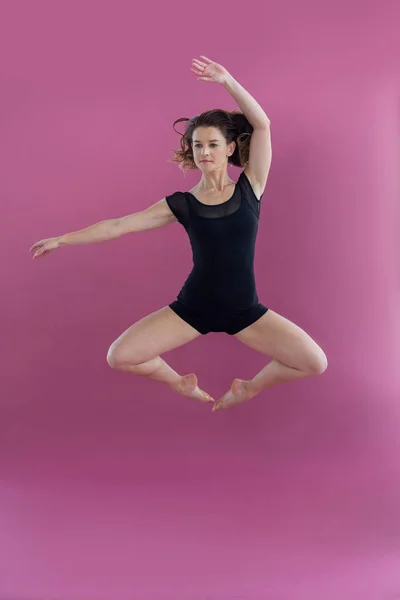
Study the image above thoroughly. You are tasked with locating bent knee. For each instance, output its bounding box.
[308,350,328,375]
[106,344,121,369]
[106,343,142,370]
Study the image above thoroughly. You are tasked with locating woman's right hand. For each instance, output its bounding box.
[30,237,60,259]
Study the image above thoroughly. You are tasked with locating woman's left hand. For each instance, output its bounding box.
[190,56,232,85]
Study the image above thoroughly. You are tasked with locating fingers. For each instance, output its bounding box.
[30,241,43,252]
[30,241,46,256]
[32,245,48,259]
[190,63,203,76]
[194,57,210,67]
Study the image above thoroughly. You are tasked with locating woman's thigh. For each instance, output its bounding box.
[107,306,201,367]
[234,309,327,374]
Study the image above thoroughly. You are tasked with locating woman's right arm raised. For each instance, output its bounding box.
[30,198,177,259]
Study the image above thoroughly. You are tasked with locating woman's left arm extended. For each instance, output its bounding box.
[191,56,272,192]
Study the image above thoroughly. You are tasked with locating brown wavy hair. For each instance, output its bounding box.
[169,108,253,171]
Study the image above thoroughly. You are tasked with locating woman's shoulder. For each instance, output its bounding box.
[164,190,189,228]
[239,168,264,202]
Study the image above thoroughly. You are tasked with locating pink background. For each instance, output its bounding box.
[1,0,400,598]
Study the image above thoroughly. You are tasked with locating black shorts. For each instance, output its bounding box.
[169,299,269,335]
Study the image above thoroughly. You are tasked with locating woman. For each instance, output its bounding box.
[30,56,327,411]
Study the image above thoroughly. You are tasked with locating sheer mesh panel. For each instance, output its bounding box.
[185,185,241,219]
[165,171,263,227]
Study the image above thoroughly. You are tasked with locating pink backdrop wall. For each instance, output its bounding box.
[1,1,399,598]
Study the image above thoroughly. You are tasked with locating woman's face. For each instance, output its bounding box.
[192,126,235,170]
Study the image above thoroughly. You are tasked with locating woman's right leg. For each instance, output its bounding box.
[106,306,214,403]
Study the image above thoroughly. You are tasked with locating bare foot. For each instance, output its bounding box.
[171,373,215,404]
[212,378,254,412]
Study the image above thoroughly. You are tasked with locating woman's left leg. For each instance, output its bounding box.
[213,309,328,411]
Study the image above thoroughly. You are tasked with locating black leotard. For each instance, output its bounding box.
[165,170,268,335]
